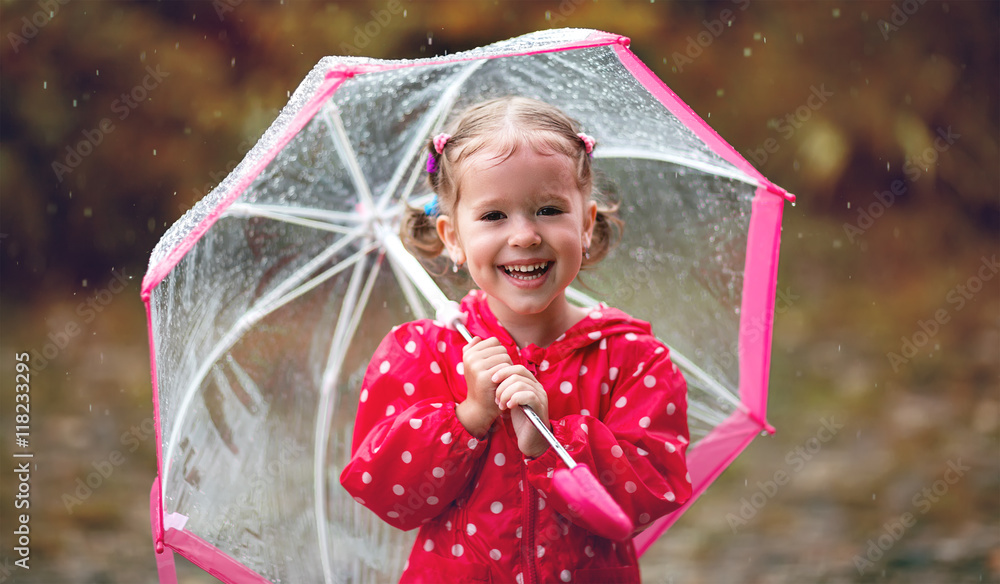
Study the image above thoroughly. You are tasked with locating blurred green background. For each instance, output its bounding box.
[0,1,996,582]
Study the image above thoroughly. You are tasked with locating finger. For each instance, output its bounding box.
[490,364,530,384]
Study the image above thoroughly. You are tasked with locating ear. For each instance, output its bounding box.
[436,214,466,266]
[582,200,598,249]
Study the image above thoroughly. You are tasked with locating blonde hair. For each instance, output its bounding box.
[402,96,622,268]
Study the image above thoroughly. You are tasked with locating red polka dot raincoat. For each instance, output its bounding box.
[340,290,691,583]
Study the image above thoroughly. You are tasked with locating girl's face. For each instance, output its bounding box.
[437,146,597,325]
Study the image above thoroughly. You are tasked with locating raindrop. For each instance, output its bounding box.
[872,493,876,500]
[153,149,157,156]
[231,57,236,67]
[743,48,752,57]
[43,81,48,89]
[795,33,804,44]
[545,10,551,20]
[96,69,100,76]
[832,8,841,17]
[403,9,407,17]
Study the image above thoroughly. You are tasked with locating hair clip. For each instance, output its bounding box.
[433,133,452,154]
[577,132,596,156]
[423,195,440,217]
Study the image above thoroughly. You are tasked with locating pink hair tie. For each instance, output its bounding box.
[577,132,596,156]
[433,133,452,154]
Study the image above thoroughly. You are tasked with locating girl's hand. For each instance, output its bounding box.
[493,365,550,458]
[456,336,510,437]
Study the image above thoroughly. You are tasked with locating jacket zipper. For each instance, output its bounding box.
[521,461,538,584]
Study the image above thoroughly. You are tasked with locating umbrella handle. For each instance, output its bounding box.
[446,316,577,468]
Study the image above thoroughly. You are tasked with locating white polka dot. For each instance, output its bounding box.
[423,539,434,552]
[392,484,404,496]
[639,416,651,428]
[430,362,441,374]
[360,389,369,402]
[609,367,619,380]
[403,383,415,396]
[678,435,689,445]
[625,481,637,493]
[362,472,372,484]
[427,496,439,504]
[579,365,588,375]
[416,326,424,334]
[639,513,650,524]
[405,341,416,353]
[467,438,478,450]
[538,497,545,510]
[644,375,656,388]
[409,418,422,429]
[588,331,601,340]
[590,310,602,319]
[467,523,477,536]
[441,432,453,444]
[537,545,545,558]
[560,381,573,394]
[581,410,591,417]
[539,360,550,371]
[491,501,503,514]
[401,451,412,463]
[637,447,649,456]
[452,544,464,557]
[456,362,464,375]
[611,445,624,458]
[354,496,365,505]
[600,382,610,395]
[599,338,607,350]
[633,362,644,377]
[494,453,506,466]
[584,545,595,558]
[560,569,572,582]
[387,511,399,518]
[625,333,637,341]
[666,442,676,453]
[445,520,452,531]
[556,333,566,342]
[437,341,446,352]
[516,573,524,584]
[490,549,502,561]
[655,346,665,354]
[432,467,445,478]
[516,526,522,538]
[665,491,676,502]
[581,423,589,433]
[615,397,627,408]
[385,405,395,416]
[431,402,443,409]
[379,360,390,374]
[686,472,692,483]
[666,403,676,415]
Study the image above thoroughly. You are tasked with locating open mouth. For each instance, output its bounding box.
[500,262,552,281]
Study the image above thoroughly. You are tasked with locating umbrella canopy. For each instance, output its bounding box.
[142,28,792,584]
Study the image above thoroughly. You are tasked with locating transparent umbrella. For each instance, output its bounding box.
[142,28,793,584]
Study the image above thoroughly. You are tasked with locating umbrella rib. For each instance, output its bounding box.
[162,234,375,489]
[314,248,377,584]
[565,286,746,413]
[225,203,358,235]
[595,146,759,188]
[377,59,489,212]
[386,248,431,321]
[320,103,376,211]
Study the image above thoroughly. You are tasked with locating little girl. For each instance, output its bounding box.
[341,97,691,584]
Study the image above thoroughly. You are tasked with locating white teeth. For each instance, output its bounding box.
[504,262,547,273]
[502,262,549,281]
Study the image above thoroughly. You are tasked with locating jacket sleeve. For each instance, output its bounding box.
[339,323,489,531]
[524,337,691,536]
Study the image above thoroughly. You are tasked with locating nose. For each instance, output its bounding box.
[507,216,541,248]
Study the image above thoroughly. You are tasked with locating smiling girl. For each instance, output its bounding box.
[341,97,691,584]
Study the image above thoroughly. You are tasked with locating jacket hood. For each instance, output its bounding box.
[459,289,653,364]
